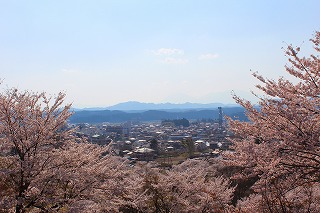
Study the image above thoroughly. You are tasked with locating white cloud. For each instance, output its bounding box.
[150,48,187,64]
[153,48,184,56]
[162,57,188,64]
[198,53,219,60]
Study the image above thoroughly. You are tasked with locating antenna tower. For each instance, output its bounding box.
[218,107,223,128]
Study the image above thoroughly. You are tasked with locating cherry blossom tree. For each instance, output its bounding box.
[0,88,128,212]
[225,31,320,212]
[120,159,235,213]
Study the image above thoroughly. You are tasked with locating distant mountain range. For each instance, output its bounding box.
[74,101,239,112]
[69,101,247,124]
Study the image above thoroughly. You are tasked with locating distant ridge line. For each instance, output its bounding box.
[73,101,239,111]
[69,106,247,124]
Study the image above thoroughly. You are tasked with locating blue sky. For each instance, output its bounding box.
[0,0,319,107]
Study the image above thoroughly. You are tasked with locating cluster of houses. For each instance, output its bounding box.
[72,119,232,161]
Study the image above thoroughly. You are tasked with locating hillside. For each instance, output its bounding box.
[69,107,247,123]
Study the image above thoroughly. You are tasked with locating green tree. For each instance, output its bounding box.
[182,137,195,158]
[150,138,159,154]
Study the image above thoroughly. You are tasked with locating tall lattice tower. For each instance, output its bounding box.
[218,107,223,128]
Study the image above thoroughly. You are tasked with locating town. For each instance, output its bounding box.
[71,107,233,164]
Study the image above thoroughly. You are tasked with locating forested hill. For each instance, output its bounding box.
[68,107,247,123]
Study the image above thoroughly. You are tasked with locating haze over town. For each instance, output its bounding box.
[0,0,319,108]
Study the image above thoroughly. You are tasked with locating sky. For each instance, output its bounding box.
[0,0,319,108]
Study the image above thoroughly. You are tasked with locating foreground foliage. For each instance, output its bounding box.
[0,90,132,212]
[225,32,320,212]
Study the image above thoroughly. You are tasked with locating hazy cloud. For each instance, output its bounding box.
[153,48,184,55]
[162,57,188,64]
[61,68,79,74]
[198,53,219,60]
